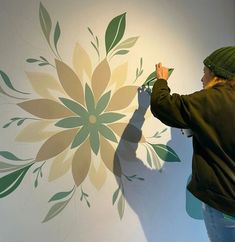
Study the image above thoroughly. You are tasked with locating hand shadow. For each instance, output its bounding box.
[112,87,194,242]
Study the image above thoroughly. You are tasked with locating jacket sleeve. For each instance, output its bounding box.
[150,79,192,129]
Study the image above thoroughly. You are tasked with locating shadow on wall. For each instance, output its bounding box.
[113,87,203,242]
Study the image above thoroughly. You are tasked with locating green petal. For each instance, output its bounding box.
[95,91,111,115]
[85,84,95,113]
[71,126,90,149]
[89,130,100,155]
[99,124,117,143]
[55,117,83,128]
[98,112,125,123]
[59,97,88,117]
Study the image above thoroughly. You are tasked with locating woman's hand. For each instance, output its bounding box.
[155,62,169,80]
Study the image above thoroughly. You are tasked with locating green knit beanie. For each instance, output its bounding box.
[203,46,235,80]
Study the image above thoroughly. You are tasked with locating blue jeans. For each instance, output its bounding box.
[202,203,235,242]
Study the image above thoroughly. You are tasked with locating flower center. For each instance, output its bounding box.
[89,114,97,124]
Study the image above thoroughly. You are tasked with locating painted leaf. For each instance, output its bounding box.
[73,42,92,80]
[91,58,111,101]
[112,186,120,205]
[0,151,30,161]
[26,72,65,100]
[148,145,163,170]
[89,129,100,155]
[0,164,32,198]
[98,112,125,123]
[59,97,88,117]
[99,124,117,143]
[18,99,73,119]
[105,13,126,54]
[146,147,152,168]
[100,137,121,177]
[42,200,69,223]
[106,86,138,111]
[89,161,107,190]
[71,126,90,149]
[55,59,84,105]
[0,85,26,100]
[95,91,111,115]
[113,50,129,56]
[35,129,78,161]
[149,144,181,162]
[49,187,74,202]
[0,70,29,94]
[39,2,52,42]
[109,62,128,90]
[0,162,25,173]
[114,37,139,51]
[16,120,56,142]
[55,117,83,128]
[117,193,125,219]
[85,84,95,113]
[54,22,61,52]
[72,139,91,186]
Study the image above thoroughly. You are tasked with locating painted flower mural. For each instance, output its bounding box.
[0,2,201,222]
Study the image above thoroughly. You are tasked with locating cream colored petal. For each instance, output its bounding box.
[48,148,73,181]
[72,139,91,186]
[73,42,92,81]
[15,120,56,142]
[109,62,128,90]
[35,128,78,161]
[100,137,121,177]
[26,72,65,100]
[109,123,145,143]
[18,99,73,119]
[55,59,85,105]
[105,86,138,111]
[91,58,111,101]
[89,161,107,190]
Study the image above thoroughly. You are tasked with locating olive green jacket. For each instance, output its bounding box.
[151,79,235,216]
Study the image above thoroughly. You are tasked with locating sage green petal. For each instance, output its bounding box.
[99,112,125,123]
[55,117,83,128]
[71,126,90,149]
[99,124,117,143]
[85,83,95,113]
[95,91,111,115]
[59,97,88,117]
[89,129,100,155]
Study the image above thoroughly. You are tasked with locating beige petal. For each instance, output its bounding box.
[35,128,78,161]
[73,42,92,81]
[48,149,73,181]
[72,139,91,186]
[109,62,128,90]
[15,120,56,142]
[55,59,85,105]
[106,86,138,111]
[26,72,65,100]
[91,58,111,101]
[18,99,73,119]
[100,137,121,177]
[109,123,145,143]
[89,161,107,190]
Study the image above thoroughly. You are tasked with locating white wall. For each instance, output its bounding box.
[0,0,234,242]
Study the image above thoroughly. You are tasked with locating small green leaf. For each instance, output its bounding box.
[98,112,125,123]
[149,144,181,162]
[0,164,33,198]
[38,62,49,66]
[146,147,152,167]
[34,178,38,188]
[40,56,48,61]
[54,21,61,52]
[114,37,139,50]
[112,186,120,205]
[0,161,24,173]
[0,151,30,161]
[3,122,11,128]
[113,50,129,56]
[99,124,117,143]
[85,84,95,113]
[71,126,90,149]
[59,97,88,117]
[87,27,93,36]
[55,117,83,128]
[105,13,126,54]
[49,188,74,202]
[26,58,39,63]
[0,70,30,94]
[95,91,111,115]
[39,2,52,43]
[117,193,125,219]
[17,119,25,126]
[42,200,69,223]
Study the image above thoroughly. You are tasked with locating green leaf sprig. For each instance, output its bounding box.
[88,27,100,61]
[33,161,46,188]
[26,56,55,68]
[3,117,40,128]
[133,57,143,83]
[80,186,90,208]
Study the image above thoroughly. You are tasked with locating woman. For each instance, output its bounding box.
[150,46,235,242]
